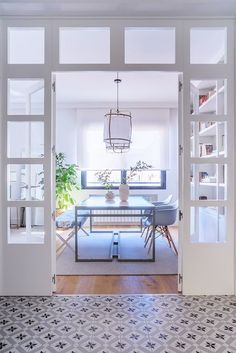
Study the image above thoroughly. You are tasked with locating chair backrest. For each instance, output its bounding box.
[163,194,173,205]
[153,194,173,206]
[154,200,178,226]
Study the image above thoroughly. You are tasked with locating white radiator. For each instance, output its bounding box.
[91,194,158,225]
[92,209,141,225]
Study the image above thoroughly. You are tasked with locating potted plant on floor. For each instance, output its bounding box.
[56,152,81,213]
[95,169,115,200]
[119,160,152,202]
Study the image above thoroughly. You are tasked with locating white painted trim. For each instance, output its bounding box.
[56,102,179,110]
[0,17,235,296]
[181,20,235,295]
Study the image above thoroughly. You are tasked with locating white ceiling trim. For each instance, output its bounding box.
[56,101,178,110]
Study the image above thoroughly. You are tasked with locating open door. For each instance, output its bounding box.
[51,74,57,292]
[1,23,54,294]
[181,27,234,294]
[178,74,183,292]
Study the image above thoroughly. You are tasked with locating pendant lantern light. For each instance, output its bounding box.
[104,73,132,153]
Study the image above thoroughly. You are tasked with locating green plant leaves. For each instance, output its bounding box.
[55,153,80,210]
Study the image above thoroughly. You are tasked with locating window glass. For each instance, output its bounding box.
[125,27,175,64]
[126,170,164,188]
[8,79,44,115]
[8,164,44,201]
[8,27,45,64]
[190,79,227,115]
[190,121,227,158]
[8,122,44,158]
[81,170,166,189]
[191,164,226,201]
[82,170,121,188]
[59,27,110,64]
[191,207,226,243]
[190,27,227,64]
[8,207,44,244]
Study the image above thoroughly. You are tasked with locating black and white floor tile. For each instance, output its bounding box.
[0,295,236,353]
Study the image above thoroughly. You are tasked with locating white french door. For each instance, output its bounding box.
[178,73,184,292]
[181,20,235,294]
[0,17,235,296]
[1,21,54,295]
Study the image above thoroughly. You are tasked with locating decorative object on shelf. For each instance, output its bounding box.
[119,161,152,201]
[199,94,208,106]
[199,195,207,200]
[54,152,80,212]
[95,169,115,200]
[199,171,208,182]
[103,72,132,153]
[199,143,214,157]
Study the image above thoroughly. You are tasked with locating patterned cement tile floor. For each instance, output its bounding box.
[0,295,236,353]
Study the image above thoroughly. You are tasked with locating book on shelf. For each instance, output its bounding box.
[199,144,214,157]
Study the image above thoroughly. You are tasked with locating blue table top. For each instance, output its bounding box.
[76,195,155,210]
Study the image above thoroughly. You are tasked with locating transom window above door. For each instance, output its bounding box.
[59,27,110,64]
[8,27,45,64]
[125,27,176,64]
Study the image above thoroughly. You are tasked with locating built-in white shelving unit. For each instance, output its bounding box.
[190,80,227,203]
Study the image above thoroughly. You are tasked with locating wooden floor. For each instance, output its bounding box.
[56,275,178,294]
[56,226,178,295]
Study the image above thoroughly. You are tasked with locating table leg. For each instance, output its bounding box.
[90,210,93,233]
[152,209,155,262]
[75,208,78,262]
[140,210,143,233]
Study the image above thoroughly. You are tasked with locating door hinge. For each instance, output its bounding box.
[178,274,183,284]
[179,144,183,156]
[52,210,56,221]
[52,274,56,284]
[52,81,56,93]
[178,81,183,92]
[52,145,56,156]
[179,210,183,221]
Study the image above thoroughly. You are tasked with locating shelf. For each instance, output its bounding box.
[191,182,225,187]
[198,122,224,137]
[199,86,225,114]
[199,123,216,137]
[200,151,217,158]
[199,182,225,187]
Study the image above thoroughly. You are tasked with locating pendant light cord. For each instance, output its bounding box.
[115,72,121,113]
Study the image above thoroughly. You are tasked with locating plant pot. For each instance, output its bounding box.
[119,183,129,202]
[105,190,115,201]
[56,208,64,217]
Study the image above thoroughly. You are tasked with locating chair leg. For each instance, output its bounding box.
[141,225,147,237]
[144,226,150,242]
[56,230,74,254]
[148,234,154,254]
[164,226,178,255]
[144,228,153,248]
[80,227,90,236]
[164,226,172,248]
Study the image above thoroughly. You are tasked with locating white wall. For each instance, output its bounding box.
[56,108,77,164]
[56,106,178,203]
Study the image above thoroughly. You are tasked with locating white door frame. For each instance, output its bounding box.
[0,17,235,295]
[1,20,54,295]
[181,20,235,294]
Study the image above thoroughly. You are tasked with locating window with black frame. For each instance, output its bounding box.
[81,170,166,189]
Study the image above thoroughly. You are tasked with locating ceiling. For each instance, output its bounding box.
[0,0,236,17]
[55,71,179,107]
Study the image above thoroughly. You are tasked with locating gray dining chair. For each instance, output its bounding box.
[143,201,178,255]
[152,194,173,207]
[141,194,173,237]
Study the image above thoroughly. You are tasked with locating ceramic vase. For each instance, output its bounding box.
[119,183,129,202]
[105,190,115,201]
